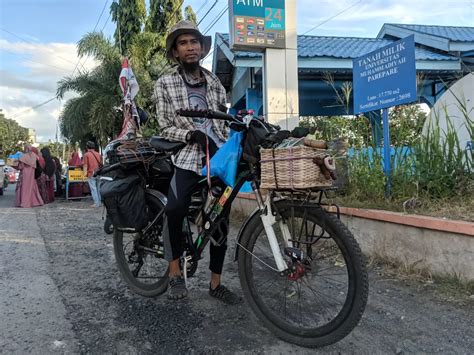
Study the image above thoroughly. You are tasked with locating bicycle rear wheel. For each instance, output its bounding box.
[237,200,368,347]
[113,190,169,297]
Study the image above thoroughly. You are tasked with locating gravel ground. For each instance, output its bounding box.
[1,190,473,354]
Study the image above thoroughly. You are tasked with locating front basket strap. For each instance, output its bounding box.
[271,148,279,190]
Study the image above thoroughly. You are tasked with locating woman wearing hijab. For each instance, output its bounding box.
[68,151,83,198]
[32,147,49,203]
[52,156,63,197]
[68,151,82,167]
[14,145,44,208]
[40,147,56,203]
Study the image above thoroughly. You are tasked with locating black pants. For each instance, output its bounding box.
[163,167,228,274]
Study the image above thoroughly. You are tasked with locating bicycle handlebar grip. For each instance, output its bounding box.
[177,109,234,122]
[176,108,209,118]
[208,110,234,122]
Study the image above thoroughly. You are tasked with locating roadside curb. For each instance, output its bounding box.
[236,193,474,236]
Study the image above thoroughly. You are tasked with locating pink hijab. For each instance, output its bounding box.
[19,145,37,168]
[31,147,45,169]
[68,152,82,167]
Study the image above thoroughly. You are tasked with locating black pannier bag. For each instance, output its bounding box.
[100,173,148,231]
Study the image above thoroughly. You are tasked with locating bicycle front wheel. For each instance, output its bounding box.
[237,200,368,348]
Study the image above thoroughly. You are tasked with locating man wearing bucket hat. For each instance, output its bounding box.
[154,20,240,304]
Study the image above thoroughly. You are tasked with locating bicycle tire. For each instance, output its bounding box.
[237,200,368,347]
[113,191,169,297]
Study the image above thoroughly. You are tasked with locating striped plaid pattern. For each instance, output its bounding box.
[154,66,229,174]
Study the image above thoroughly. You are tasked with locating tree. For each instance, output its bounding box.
[0,109,29,158]
[57,32,123,146]
[146,0,183,34]
[389,105,427,146]
[57,1,194,145]
[111,0,147,55]
[185,5,197,24]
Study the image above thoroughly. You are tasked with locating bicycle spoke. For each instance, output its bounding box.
[256,275,280,295]
[243,200,364,337]
[296,209,307,244]
[301,278,342,309]
[297,280,303,326]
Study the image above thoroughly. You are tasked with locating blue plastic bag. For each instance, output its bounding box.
[202,131,243,187]
[239,181,252,193]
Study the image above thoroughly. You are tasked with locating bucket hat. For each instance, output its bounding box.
[165,20,211,63]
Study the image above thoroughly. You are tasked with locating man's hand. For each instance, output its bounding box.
[188,130,218,156]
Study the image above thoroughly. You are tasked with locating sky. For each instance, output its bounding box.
[0,0,473,142]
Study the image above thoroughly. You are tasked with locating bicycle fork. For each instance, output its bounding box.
[255,192,289,272]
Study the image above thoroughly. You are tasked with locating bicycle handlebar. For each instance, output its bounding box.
[177,109,236,122]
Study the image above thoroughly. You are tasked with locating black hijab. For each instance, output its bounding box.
[40,147,56,177]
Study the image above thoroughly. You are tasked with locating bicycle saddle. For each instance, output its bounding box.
[149,136,186,152]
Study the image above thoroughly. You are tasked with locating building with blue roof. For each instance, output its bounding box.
[212,23,473,119]
[378,24,474,55]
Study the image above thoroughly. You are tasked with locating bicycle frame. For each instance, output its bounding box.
[182,169,289,277]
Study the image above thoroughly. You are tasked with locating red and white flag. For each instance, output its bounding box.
[117,58,140,140]
[119,58,139,104]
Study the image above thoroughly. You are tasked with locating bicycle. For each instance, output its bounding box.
[96,109,369,348]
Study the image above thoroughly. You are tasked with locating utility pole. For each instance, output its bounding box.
[229,0,299,129]
[263,0,299,130]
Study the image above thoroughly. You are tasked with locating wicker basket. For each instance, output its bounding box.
[260,146,333,190]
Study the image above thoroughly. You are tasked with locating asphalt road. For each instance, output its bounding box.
[0,188,473,354]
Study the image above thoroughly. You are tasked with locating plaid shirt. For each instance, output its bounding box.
[154,66,228,174]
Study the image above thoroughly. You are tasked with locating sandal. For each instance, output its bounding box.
[168,276,188,300]
[209,284,242,305]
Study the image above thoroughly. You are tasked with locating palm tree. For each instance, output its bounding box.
[57,1,198,146]
[57,32,123,147]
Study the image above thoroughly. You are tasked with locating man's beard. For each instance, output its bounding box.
[180,59,200,73]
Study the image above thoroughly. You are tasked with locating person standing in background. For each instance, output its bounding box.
[82,141,102,207]
[52,156,63,197]
[32,147,49,204]
[40,147,56,203]
[14,145,44,208]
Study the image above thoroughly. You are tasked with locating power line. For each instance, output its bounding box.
[82,3,113,72]
[201,9,231,62]
[303,0,362,35]
[7,97,57,120]
[1,27,84,69]
[4,0,111,122]
[196,0,211,16]
[101,9,113,32]
[0,48,71,72]
[71,0,110,77]
[203,5,228,34]
[208,1,365,69]
[198,0,219,26]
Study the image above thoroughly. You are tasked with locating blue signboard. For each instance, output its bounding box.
[229,0,286,50]
[353,35,417,114]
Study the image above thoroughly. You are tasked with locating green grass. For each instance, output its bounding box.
[338,98,473,220]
